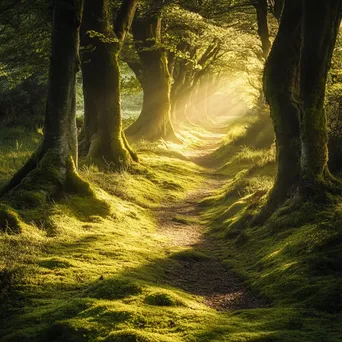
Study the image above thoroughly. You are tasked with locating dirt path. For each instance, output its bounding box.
[154,133,268,311]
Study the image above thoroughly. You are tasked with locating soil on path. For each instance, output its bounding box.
[154,129,268,311]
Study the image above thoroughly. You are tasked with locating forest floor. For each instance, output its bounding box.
[0,112,341,341]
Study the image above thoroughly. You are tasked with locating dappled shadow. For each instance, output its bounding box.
[163,253,268,311]
[58,194,111,223]
[128,173,270,312]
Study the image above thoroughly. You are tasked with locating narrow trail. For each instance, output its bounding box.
[154,127,268,312]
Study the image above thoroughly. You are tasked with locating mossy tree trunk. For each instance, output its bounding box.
[253,0,271,58]
[80,0,138,169]
[125,15,178,142]
[170,59,188,123]
[170,42,220,126]
[262,0,302,211]
[298,0,342,192]
[190,74,212,125]
[1,0,92,203]
[172,73,195,125]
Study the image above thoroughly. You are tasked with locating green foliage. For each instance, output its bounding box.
[87,30,119,44]
[0,0,50,86]
[0,77,46,127]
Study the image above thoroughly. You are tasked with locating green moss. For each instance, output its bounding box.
[144,292,182,307]
[103,330,156,342]
[9,190,46,209]
[0,203,21,233]
[45,319,96,342]
[85,278,142,300]
[64,195,111,222]
[65,158,94,196]
[6,152,94,210]
[38,257,73,270]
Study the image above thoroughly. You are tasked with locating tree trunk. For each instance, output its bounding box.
[1,0,91,203]
[79,12,99,155]
[125,60,143,87]
[191,75,211,125]
[125,15,178,142]
[253,0,271,58]
[299,0,342,192]
[272,0,284,21]
[170,55,194,124]
[262,0,302,211]
[173,80,194,124]
[80,0,138,169]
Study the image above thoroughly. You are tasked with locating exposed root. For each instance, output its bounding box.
[85,134,137,171]
[121,131,139,162]
[2,151,93,210]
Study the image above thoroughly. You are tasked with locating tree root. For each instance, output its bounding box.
[1,150,93,209]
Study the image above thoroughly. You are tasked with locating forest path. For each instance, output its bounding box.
[153,125,267,311]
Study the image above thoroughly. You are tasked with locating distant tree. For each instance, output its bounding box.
[0,0,91,201]
[79,0,138,169]
[125,1,178,142]
[253,0,271,58]
[165,7,226,124]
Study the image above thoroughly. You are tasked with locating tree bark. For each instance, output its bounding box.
[125,15,178,142]
[299,0,342,191]
[271,0,284,21]
[79,11,98,155]
[253,0,271,58]
[1,0,91,202]
[80,0,138,169]
[262,0,302,211]
[125,60,143,87]
[171,71,194,124]
[170,47,195,124]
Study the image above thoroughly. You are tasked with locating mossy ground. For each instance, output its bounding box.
[0,114,341,341]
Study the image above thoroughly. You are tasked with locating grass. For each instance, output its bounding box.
[0,113,341,341]
[0,126,42,189]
